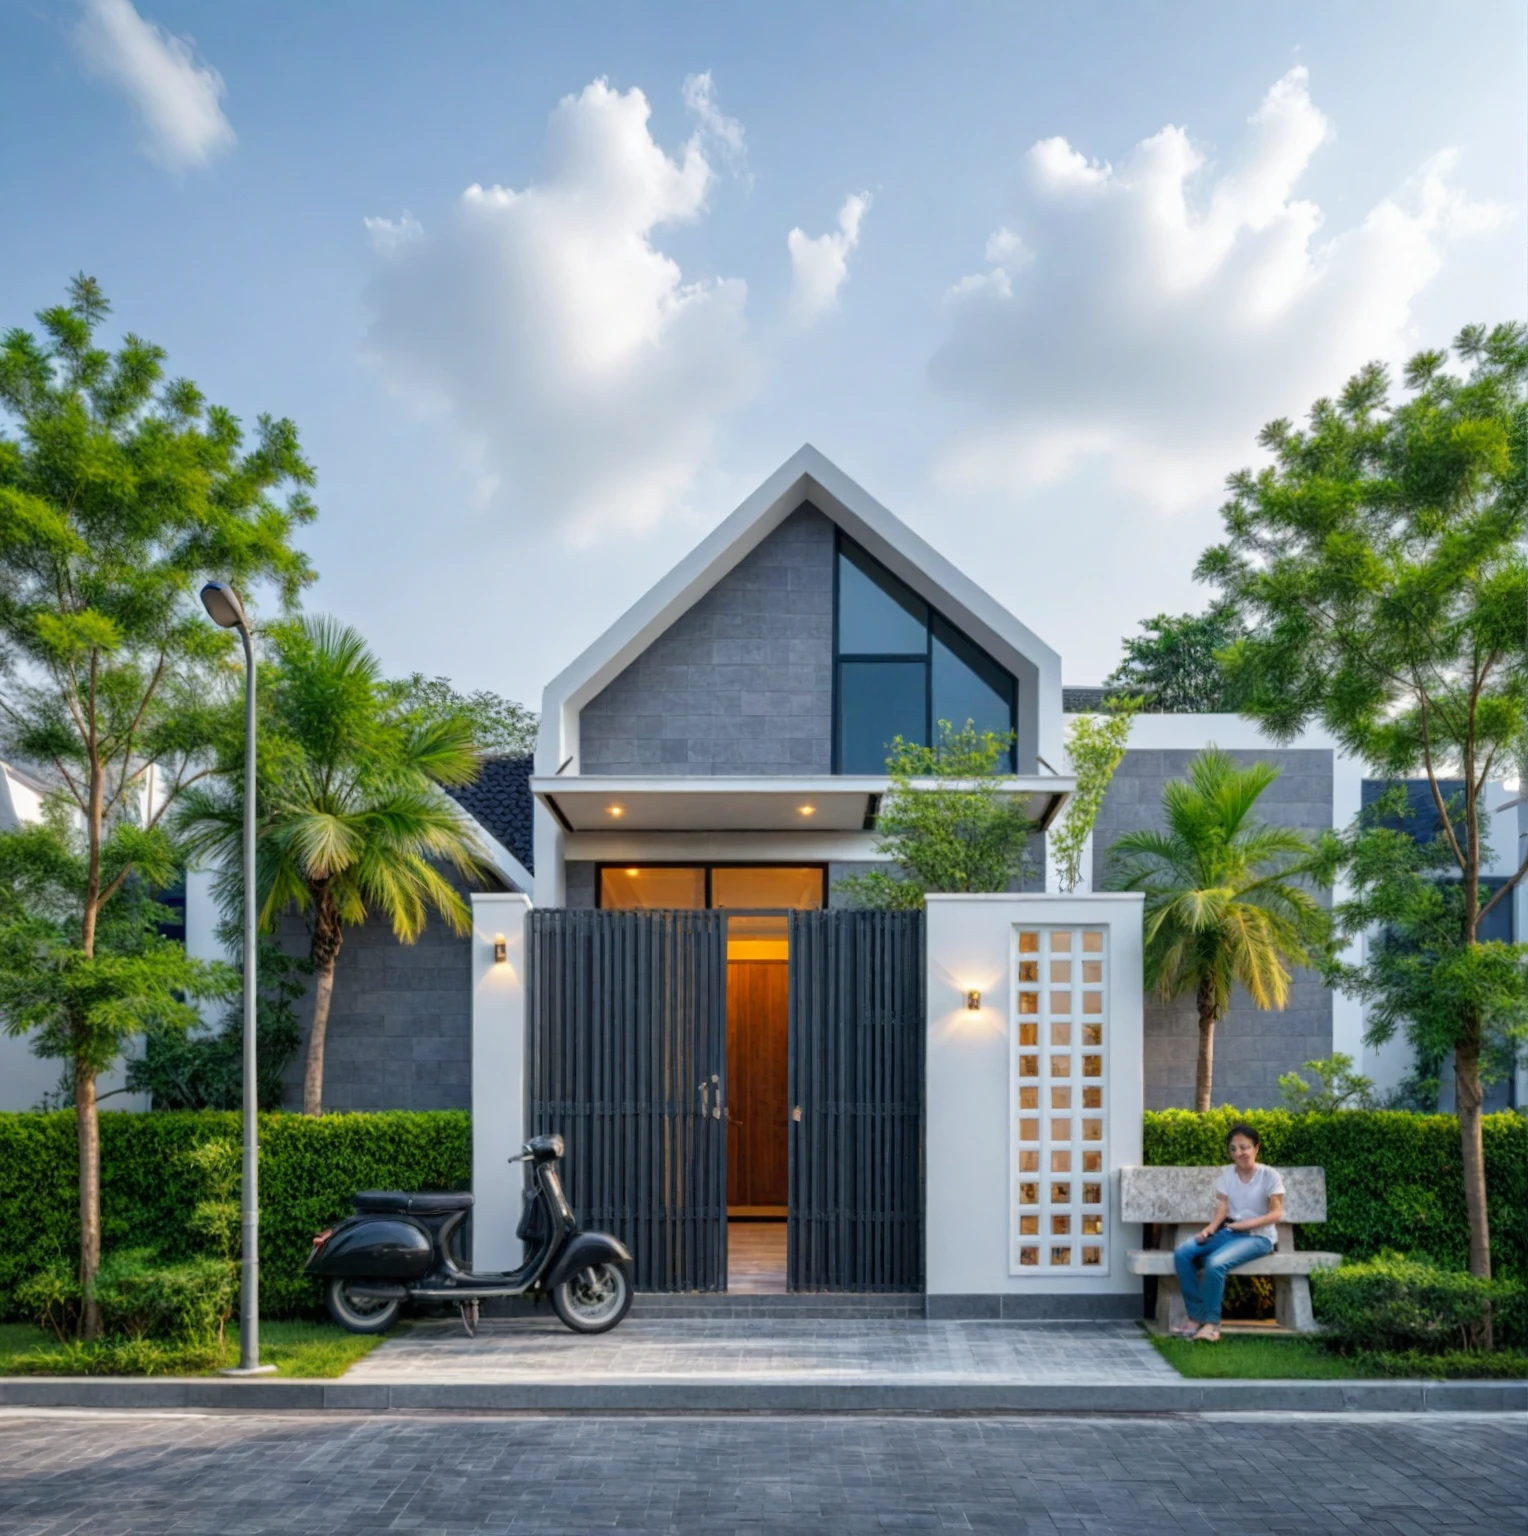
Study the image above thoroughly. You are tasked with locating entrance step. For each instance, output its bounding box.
[633,1292,926,1319]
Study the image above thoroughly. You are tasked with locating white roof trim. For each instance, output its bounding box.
[535,444,1063,776]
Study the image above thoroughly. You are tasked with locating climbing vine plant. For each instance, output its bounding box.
[1052,696,1142,893]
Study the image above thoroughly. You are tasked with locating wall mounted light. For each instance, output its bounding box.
[607,805,625,818]
[493,935,508,964]
[966,989,982,1011]
[798,804,816,817]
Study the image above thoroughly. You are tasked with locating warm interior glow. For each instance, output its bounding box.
[606,804,624,817]
[798,804,816,816]
[711,866,825,909]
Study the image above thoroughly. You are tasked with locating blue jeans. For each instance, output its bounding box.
[1174,1228,1274,1325]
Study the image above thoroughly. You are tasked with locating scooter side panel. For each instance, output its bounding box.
[307,1216,433,1279]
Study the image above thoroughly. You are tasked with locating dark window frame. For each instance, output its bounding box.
[832,530,1016,772]
[594,862,829,911]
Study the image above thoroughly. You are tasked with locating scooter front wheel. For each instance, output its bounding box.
[551,1260,633,1334]
[325,1277,403,1334]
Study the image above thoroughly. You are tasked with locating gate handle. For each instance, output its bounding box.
[792,1105,803,1122]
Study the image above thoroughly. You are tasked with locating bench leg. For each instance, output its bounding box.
[1155,1275,1189,1332]
[1274,1275,1316,1333]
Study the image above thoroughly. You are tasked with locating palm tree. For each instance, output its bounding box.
[1106,749,1326,1111]
[179,617,488,1115]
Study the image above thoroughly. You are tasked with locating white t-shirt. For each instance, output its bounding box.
[1215,1164,1285,1241]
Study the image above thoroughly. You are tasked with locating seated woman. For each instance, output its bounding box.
[1173,1122,1285,1342]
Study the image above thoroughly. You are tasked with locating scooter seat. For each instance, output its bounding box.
[353,1190,475,1215]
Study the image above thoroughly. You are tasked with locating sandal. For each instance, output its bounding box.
[1170,1320,1201,1338]
[1193,1324,1221,1343]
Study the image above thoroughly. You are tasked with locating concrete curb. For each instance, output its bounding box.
[0,1376,1521,1414]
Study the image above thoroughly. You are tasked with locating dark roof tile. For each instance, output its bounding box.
[445,754,534,875]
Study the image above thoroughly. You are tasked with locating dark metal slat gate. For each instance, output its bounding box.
[787,910,925,1292]
[527,909,728,1292]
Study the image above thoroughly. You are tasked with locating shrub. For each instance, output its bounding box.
[94,1249,236,1346]
[1312,1251,1525,1354]
[0,1110,470,1320]
[1144,1108,1528,1279]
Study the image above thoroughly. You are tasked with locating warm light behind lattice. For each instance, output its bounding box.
[1011,926,1108,1273]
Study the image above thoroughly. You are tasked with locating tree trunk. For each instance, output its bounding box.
[1455,1030,1492,1282]
[1194,975,1217,1113]
[77,739,105,1339]
[302,895,344,1117]
[75,1061,102,1340]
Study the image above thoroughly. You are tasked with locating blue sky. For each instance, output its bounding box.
[2,1,1524,706]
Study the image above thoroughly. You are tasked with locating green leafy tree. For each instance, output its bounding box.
[1277,1052,1377,1113]
[834,723,1035,910]
[1052,694,1142,892]
[0,277,314,1332]
[1104,605,1246,713]
[1314,786,1526,1127]
[178,616,488,1115]
[392,673,538,756]
[126,933,308,1110]
[1197,324,1528,1277]
[1107,750,1327,1111]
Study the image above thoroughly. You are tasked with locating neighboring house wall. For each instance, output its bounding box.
[276,869,482,1113]
[1090,745,1335,1111]
[579,507,834,777]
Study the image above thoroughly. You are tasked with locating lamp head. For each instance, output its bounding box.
[200,581,248,630]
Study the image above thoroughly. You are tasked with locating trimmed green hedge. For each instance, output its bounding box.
[0,1111,469,1319]
[3,1108,1522,1319]
[1144,1109,1528,1280]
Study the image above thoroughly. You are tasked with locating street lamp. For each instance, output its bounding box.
[200,582,274,1376]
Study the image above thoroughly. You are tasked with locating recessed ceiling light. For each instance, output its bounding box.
[799,805,816,817]
[625,867,639,876]
[607,805,625,818]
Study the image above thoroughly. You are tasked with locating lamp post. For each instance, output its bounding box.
[201,582,274,1376]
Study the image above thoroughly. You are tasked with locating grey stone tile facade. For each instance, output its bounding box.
[1092,747,1335,1111]
[580,506,835,777]
[276,867,486,1113]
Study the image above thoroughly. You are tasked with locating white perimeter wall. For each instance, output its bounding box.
[470,892,530,1271]
[925,893,1144,1306]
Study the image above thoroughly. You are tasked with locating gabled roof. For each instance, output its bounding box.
[536,444,1064,775]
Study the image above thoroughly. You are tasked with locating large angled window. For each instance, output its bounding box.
[834,535,1016,772]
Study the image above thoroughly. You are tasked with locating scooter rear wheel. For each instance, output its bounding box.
[325,1277,403,1334]
[551,1260,633,1333]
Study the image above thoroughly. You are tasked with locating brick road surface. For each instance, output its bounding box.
[0,1410,1523,1535]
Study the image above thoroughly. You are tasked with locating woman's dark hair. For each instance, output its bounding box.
[1225,1122,1262,1151]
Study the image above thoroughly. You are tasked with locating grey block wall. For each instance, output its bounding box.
[277,870,480,1113]
[580,506,834,775]
[1092,748,1334,1111]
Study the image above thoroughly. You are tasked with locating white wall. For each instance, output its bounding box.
[925,893,1144,1311]
[470,892,530,1270]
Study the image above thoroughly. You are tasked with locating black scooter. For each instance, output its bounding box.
[306,1134,633,1336]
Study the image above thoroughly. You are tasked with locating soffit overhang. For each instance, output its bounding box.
[530,774,1073,835]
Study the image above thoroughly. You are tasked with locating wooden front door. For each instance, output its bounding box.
[726,960,789,1212]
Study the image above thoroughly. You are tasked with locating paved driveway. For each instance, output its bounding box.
[344,1317,1178,1385]
[0,1409,1523,1534]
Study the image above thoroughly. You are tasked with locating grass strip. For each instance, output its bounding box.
[0,1318,386,1379]
[1151,1331,1528,1380]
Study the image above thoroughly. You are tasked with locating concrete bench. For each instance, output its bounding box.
[1122,1166,1341,1334]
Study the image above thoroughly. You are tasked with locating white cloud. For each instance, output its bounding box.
[363,78,756,544]
[72,0,234,170]
[933,67,1507,510]
[787,192,871,325]
[683,71,747,175]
